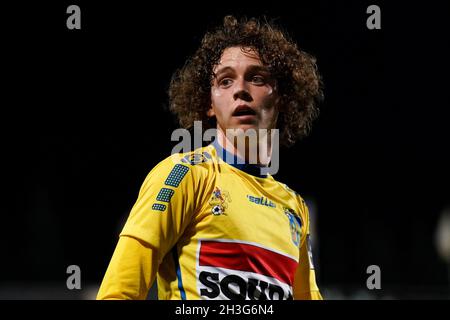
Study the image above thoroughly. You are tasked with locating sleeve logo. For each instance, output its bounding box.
[284,208,302,247]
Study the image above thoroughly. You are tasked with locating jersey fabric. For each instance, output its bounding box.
[97,140,322,300]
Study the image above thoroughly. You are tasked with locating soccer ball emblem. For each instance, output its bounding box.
[212,205,223,215]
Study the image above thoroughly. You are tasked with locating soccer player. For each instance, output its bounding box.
[97,15,323,300]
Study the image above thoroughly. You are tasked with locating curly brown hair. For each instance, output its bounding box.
[169,15,323,146]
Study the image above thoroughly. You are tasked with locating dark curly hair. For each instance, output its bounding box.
[169,15,323,146]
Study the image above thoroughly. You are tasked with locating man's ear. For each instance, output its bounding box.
[207,106,215,117]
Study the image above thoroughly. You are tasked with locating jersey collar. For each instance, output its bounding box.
[211,139,268,178]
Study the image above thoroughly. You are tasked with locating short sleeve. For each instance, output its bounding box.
[293,200,323,300]
[120,155,204,263]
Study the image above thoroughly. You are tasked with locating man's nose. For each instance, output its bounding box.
[233,79,253,102]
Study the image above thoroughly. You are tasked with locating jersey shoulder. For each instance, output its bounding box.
[278,182,310,224]
[140,145,216,190]
[150,144,215,171]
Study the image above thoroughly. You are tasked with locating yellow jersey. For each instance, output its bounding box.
[97,141,322,300]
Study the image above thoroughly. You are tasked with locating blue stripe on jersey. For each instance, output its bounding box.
[171,246,186,300]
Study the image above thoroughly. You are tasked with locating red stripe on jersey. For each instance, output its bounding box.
[199,240,297,285]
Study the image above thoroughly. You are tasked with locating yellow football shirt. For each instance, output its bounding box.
[97,141,322,300]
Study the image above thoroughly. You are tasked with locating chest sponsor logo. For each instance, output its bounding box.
[197,240,297,300]
[246,195,276,208]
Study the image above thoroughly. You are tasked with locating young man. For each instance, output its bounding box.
[97,15,323,300]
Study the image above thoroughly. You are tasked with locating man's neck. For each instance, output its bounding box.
[215,127,272,166]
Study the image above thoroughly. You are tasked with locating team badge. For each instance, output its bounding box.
[284,208,302,246]
[209,186,231,215]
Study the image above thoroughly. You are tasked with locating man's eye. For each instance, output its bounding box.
[251,76,266,85]
[219,78,233,87]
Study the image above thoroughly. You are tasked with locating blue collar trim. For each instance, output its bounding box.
[211,139,268,178]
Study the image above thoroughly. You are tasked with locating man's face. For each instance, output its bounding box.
[208,47,279,134]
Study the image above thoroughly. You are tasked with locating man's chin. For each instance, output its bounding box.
[228,124,260,133]
[223,125,271,143]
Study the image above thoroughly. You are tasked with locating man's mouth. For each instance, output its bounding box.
[232,105,257,117]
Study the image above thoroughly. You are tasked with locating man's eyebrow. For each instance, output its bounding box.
[213,66,235,78]
[246,65,270,74]
[213,65,270,78]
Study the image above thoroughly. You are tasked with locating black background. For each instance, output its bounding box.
[1,1,449,299]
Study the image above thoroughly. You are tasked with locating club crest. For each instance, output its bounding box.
[209,186,231,215]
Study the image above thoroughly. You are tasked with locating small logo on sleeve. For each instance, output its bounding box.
[181,152,212,165]
[284,208,302,247]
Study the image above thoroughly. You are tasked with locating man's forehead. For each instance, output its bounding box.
[216,47,263,68]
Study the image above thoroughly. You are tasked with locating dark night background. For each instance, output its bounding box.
[1,1,449,299]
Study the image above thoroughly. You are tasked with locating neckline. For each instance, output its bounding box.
[211,139,268,178]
